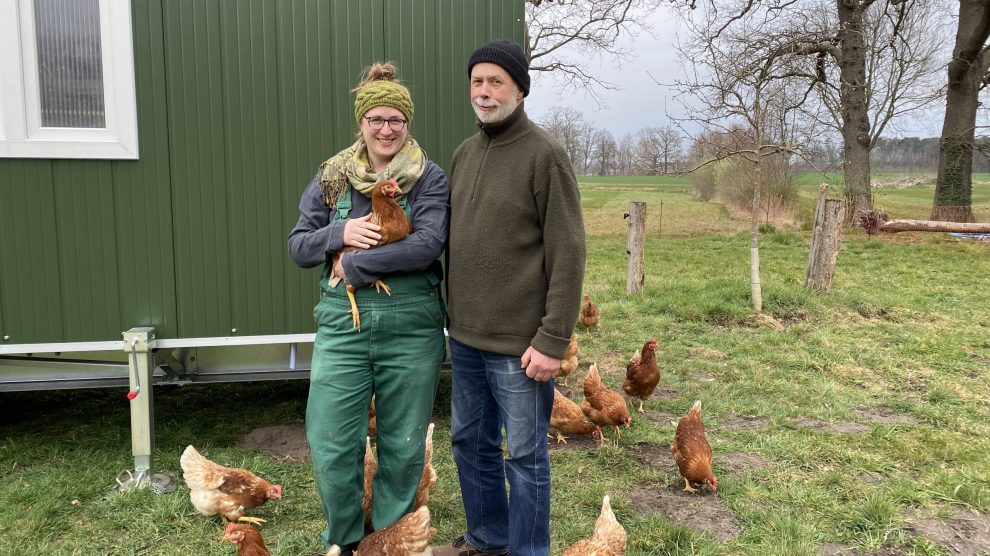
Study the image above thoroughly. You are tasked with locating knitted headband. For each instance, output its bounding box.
[354,80,414,125]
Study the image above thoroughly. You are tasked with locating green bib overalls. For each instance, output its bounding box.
[305,186,445,549]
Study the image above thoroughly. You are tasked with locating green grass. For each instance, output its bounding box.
[2,178,990,555]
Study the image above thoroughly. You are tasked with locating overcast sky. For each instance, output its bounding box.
[523,7,948,141]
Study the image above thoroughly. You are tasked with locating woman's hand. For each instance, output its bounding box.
[343,214,382,249]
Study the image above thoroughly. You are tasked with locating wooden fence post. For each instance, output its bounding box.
[805,185,846,292]
[626,202,647,294]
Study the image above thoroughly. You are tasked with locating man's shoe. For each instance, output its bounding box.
[432,535,509,556]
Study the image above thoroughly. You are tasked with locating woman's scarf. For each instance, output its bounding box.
[316,137,427,210]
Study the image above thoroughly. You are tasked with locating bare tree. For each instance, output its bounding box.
[635,127,682,175]
[617,133,637,174]
[538,106,587,171]
[577,121,598,174]
[932,0,989,222]
[591,129,619,175]
[525,0,672,102]
[803,0,950,220]
[673,8,821,312]
[673,0,949,225]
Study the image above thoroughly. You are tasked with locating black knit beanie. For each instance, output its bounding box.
[467,39,530,97]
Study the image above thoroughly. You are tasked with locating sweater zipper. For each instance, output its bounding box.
[469,133,492,202]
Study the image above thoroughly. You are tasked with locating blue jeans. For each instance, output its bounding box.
[448,337,554,556]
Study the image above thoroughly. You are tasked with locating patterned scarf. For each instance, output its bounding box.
[316,137,427,210]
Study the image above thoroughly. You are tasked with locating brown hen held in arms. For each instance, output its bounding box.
[329,178,411,330]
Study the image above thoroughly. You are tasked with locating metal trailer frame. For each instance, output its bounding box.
[0,328,315,489]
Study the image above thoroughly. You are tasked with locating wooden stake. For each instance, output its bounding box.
[626,202,647,294]
[805,185,846,293]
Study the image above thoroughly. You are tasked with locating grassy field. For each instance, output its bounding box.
[2,175,989,555]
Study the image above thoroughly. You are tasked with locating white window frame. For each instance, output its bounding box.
[0,0,138,159]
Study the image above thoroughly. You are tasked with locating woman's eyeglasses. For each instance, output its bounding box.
[364,116,407,131]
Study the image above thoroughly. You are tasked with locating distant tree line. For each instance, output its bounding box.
[538,107,684,176]
[537,107,978,176]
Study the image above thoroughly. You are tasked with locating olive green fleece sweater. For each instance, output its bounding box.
[447,104,586,359]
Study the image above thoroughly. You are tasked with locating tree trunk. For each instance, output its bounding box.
[880,219,990,233]
[931,0,990,222]
[836,0,873,225]
[750,102,764,313]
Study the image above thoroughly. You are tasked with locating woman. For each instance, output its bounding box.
[287,62,448,554]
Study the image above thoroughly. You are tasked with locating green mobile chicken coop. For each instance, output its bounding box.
[0,0,524,486]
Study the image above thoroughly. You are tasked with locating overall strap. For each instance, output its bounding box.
[396,194,413,220]
[333,186,352,220]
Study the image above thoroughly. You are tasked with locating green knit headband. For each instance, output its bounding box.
[354,81,414,125]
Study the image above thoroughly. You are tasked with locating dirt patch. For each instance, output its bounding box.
[649,385,680,399]
[970,354,990,366]
[547,432,601,451]
[818,543,863,555]
[554,383,575,398]
[854,406,920,425]
[689,346,729,361]
[628,483,743,542]
[789,417,870,434]
[905,507,990,555]
[629,443,677,474]
[719,414,771,431]
[640,410,679,428]
[238,423,309,462]
[721,453,773,473]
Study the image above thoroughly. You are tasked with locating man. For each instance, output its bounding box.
[436,39,586,556]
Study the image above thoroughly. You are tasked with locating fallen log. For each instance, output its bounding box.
[879,220,990,234]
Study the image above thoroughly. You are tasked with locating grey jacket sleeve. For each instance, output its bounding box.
[287,173,347,268]
[342,162,451,288]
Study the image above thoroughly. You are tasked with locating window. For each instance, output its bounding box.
[0,0,138,159]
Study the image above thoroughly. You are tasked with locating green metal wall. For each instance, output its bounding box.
[0,0,524,344]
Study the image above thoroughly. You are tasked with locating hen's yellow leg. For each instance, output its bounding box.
[555,431,568,444]
[346,287,361,330]
[237,516,267,525]
[638,400,645,413]
[372,280,392,296]
[682,478,698,494]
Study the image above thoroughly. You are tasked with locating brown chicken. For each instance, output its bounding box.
[672,400,718,494]
[414,422,437,509]
[331,505,436,556]
[579,294,600,328]
[562,495,627,555]
[362,436,377,532]
[557,333,580,387]
[363,423,435,532]
[550,388,602,444]
[622,338,661,413]
[581,363,632,444]
[223,523,271,556]
[367,396,377,441]
[180,445,282,525]
[329,178,412,329]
